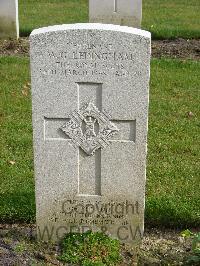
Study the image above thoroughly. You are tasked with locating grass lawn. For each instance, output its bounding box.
[18,0,200,39]
[0,57,35,222]
[19,0,88,36]
[0,56,199,227]
[146,59,200,227]
[143,0,200,39]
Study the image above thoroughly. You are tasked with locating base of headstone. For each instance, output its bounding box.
[90,16,141,29]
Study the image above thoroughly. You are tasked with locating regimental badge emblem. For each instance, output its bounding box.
[60,102,119,156]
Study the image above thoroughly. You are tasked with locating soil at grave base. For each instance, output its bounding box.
[0,224,199,266]
[0,37,200,60]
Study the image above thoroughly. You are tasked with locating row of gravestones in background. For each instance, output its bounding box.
[0,0,142,39]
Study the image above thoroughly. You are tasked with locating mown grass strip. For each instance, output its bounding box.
[19,0,200,39]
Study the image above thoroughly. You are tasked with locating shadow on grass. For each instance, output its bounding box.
[0,192,36,223]
[21,28,200,40]
[150,30,200,40]
[145,197,200,229]
[20,28,32,37]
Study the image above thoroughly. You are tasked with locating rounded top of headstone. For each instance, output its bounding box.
[30,23,151,39]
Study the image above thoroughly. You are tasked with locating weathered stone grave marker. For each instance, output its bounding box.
[89,0,142,28]
[0,0,19,39]
[30,23,150,244]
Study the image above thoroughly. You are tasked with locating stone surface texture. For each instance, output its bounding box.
[89,0,142,28]
[0,0,19,39]
[30,23,151,244]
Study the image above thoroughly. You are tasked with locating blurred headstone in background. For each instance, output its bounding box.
[0,0,19,39]
[89,0,142,28]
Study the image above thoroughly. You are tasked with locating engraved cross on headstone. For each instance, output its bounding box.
[114,0,118,12]
[45,83,136,196]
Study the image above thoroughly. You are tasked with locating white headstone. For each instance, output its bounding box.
[30,23,151,244]
[0,0,19,39]
[89,0,142,28]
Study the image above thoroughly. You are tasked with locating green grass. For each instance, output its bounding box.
[143,0,200,39]
[18,0,200,39]
[59,231,122,265]
[0,57,35,222]
[19,0,88,36]
[0,57,199,227]
[146,59,200,227]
